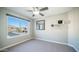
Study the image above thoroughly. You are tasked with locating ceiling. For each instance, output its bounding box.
[6,7,73,19]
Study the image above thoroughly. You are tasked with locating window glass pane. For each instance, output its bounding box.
[8,15,30,37]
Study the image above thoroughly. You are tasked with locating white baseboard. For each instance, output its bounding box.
[36,38,78,52]
[36,38,68,45]
[68,44,79,52]
[0,39,32,51]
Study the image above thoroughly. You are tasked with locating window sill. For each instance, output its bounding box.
[7,33,29,39]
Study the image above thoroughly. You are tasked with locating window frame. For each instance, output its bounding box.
[6,14,31,39]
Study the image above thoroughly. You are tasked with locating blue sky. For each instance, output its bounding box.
[8,16,29,27]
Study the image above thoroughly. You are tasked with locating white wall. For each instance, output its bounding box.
[68,8,79,51]
[0,8,34,50]
[34,13,69,44]
[34,8,79,51]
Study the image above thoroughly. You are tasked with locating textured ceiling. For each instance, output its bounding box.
[6,7,73,19]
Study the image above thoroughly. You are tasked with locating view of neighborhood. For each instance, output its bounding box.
[8,15,30,36]
[8,25,27,33]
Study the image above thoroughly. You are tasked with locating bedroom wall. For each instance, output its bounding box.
[0,8,34,50]
[68,8,79,51]
[34,13,69,44]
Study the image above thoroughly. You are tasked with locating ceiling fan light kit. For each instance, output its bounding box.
[33,11,39,15]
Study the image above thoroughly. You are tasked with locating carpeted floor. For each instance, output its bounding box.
[4,39,76,52]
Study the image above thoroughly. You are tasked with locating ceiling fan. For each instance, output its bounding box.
[26,7,48,17]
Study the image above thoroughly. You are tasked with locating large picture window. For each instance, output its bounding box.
[7,14,30,37]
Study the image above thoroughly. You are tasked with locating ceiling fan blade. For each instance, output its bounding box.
[39,13,44,16]
[40,7,48,11]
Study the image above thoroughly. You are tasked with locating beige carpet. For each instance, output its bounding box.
[4,39,76,52]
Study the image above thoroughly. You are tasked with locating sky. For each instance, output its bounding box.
[8,16,29,27]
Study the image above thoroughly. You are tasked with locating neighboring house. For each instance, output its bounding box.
[8,25,27,33]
